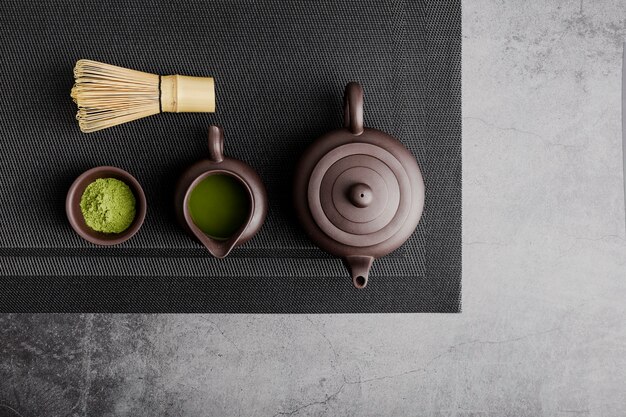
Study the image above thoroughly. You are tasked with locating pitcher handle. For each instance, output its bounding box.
[208,125,225,163]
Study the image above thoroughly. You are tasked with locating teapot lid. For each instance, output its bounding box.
[294,83,425,260]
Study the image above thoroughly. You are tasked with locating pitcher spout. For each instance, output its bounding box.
[202,234,242,258]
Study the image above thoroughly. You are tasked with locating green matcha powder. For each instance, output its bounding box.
[80,178,136,233]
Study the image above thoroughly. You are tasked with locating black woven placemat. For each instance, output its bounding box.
[0,0,461,313]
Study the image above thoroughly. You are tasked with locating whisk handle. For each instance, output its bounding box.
[161,75,215,113]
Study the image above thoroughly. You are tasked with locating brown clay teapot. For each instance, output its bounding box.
[294,82,425,288]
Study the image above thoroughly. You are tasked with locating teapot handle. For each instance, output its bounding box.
[343,82,364,135]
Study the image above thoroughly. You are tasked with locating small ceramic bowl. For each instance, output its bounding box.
[66,166,147,245]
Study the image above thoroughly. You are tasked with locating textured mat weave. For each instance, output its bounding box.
[0,0,461,312]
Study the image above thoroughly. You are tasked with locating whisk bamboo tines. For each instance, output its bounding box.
[70,60,215,133]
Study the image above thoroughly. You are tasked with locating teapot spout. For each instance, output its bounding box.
[344,255,374,289]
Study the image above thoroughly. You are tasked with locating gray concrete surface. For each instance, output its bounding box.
[2,1,626,416]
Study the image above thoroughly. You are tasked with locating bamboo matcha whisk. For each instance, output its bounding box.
[70,60,215,133]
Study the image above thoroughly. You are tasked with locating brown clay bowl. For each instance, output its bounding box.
[66,166,147,245]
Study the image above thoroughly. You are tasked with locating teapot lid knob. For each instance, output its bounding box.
[348,183,373,208]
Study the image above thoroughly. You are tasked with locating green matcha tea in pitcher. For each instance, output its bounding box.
[188,174,251,240]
